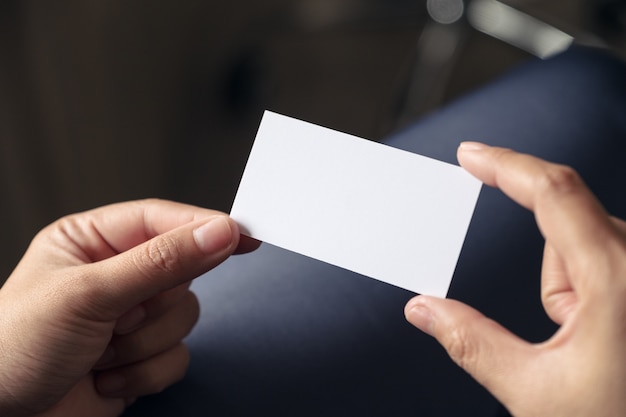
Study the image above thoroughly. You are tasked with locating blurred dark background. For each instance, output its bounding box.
[1,0,625,283]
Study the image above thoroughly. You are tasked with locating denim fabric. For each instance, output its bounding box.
[124,46,626,417]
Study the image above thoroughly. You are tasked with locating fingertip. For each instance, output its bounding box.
[193,216,239,255]
[456,142,513,189]
[405,295,435,336]
[458,141,489,153]
[456,141,484,172]
[404,294,427,313]
[457,141,490,165]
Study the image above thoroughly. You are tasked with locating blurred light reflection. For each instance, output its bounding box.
[468,0,574,58]
[427,0,465,25]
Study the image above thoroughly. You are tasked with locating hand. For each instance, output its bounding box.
[0,199,260,417]
[405,142,626,417]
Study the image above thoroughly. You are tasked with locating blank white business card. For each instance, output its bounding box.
[230,111,481,297]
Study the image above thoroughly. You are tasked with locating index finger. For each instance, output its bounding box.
[59,199,257,263]
[457,142,619,291]
[91,199,225,254]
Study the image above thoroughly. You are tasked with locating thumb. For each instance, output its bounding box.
[405,295,535,409]
[81,215,239,319]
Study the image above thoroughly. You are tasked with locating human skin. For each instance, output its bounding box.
[0,199,259,417]
[4,143,625,417]
[406,142,626,417]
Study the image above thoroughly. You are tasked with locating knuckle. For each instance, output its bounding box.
[34,214,84,250]
[536,164,583,196]
[444,325,480,372]
[140,236,183,275]
[138,197,163,205]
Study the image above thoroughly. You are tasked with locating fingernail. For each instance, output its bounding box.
[459,141,487,151]
[405,298,435,336]
[193,216,234,254]
[98,372,126,394]
[115,305,147,334]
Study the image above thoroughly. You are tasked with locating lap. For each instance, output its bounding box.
[124,46,626,417]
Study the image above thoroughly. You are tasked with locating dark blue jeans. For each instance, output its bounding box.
[124,46,626,417]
